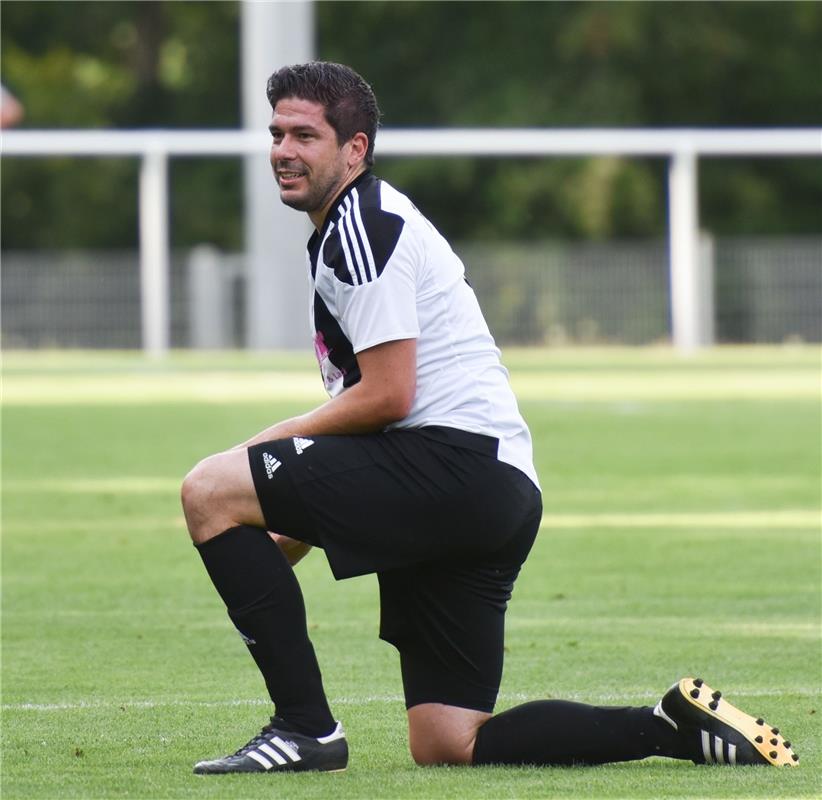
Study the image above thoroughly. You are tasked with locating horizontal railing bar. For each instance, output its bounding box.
[3,128,820,158]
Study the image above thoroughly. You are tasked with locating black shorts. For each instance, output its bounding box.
[248,426,542,712]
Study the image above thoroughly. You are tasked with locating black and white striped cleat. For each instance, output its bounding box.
[193,718,348,774]
[653,677,799,766]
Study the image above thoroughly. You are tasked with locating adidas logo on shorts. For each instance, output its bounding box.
[262,452,282,479]
[293,437,314,455]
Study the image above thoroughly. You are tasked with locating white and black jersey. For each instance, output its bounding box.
[306,171,539,489]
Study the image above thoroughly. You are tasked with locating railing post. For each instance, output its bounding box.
[138,149,170,357]
[668,148,703,353]
[699,231,716,346]
[188,244,230,348]
[241,0,314,350]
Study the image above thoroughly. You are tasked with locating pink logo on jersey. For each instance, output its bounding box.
[313,330,330,363]
[313,331,345,395]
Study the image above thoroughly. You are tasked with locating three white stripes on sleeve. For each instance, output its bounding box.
[336,189,378,285]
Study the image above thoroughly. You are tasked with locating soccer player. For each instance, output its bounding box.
[181,62,796,773]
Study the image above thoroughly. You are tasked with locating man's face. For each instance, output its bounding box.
[269,97,357,224]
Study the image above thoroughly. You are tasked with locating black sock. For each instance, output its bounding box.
[473,699,693,766]
[196,525,335,738]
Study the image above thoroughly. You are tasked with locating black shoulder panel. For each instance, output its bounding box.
[357,206,405,280]
[321,188,406,285]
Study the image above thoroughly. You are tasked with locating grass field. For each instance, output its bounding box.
[2,347,820,799]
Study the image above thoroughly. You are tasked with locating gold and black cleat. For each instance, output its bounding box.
[653,677,799,766]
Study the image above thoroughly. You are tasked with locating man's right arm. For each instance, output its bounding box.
[236,337,417,448]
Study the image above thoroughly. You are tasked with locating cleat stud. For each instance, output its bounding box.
[694,678,704,687]
[755,736,763,743]
[712,691,722,700]
[792,754,799,762]
[771,728,779,735]
[709,700,719,710]
[690,689,700,698]
[770,738,778,746]
[756,718,765,725]
[783,741,791,748]
[769,750,778,759]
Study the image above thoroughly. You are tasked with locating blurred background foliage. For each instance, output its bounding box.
[2,0,820,250]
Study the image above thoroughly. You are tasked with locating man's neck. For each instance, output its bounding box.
[309,165,368,230]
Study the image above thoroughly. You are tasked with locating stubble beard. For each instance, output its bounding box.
[278,168,345,215]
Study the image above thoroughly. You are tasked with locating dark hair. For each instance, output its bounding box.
[266,62,381,167]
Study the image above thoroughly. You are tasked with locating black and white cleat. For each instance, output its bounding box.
[194,718,348,774]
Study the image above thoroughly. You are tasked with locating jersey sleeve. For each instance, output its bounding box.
[322,205,421,353]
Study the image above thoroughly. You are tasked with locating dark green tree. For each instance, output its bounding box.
[319,1,821,240]
[2,1,242,248]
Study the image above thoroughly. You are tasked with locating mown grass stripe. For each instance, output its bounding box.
[506,618,820,639]
[4,477,182,493]
[542,510,821,529]
[2,511,819,534]
[2,508,818,533]
[4,367,819,404]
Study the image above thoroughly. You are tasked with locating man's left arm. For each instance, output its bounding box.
[237,337,417,449]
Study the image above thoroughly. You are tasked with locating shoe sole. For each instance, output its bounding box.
[678,677,798,767]
[194,766,348,776]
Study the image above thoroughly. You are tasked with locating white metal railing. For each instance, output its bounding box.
[3,127,821,354]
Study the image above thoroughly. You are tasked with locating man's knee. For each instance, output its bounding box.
[408,729,477,767]
[407,704,488,766]
[181,448,266,544]
[181,455,229,542]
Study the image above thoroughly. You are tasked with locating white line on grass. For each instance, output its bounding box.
[1,697,403,712]
[5,687,818,713]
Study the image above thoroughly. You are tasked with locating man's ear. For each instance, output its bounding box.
[347,131,369,167]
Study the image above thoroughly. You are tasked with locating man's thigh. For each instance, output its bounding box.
[377,559,523,714]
